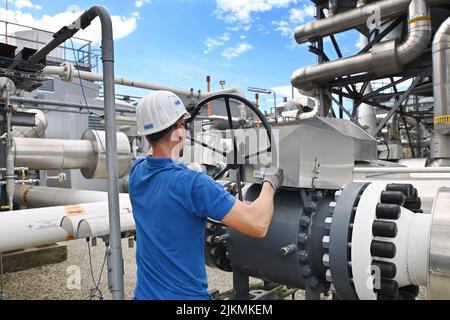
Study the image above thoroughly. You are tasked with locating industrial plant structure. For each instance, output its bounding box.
[1,0,450,300]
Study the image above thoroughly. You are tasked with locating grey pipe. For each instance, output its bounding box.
[294,0,444,44]
[12,130,131,179]
[291,0,431,92]
[11,97,136,114]
[6,106,14,211]
[29,6,124,299]
[433,16,450,136]
[13,137,93,170]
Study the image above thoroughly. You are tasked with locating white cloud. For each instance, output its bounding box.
[272,4,315,47]
[12,0,42,10]
[289,5,315,24]
[203,33,231,54]
[271,85,299,98]
[221,43,253,60]
[356,33,366,50]
[240,35,247,40]
[135,0,151,8]
[0,4,139,45]
[215,0,298,30]
[272,20,291,37]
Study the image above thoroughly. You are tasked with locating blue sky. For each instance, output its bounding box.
[1,0,361,111]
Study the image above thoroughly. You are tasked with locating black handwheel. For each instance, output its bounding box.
[186,93,274,200]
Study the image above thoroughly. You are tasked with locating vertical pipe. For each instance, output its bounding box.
[207,75,212,116]
[6,106,14,211]
[26,8,125,299]
[96,9,124,300]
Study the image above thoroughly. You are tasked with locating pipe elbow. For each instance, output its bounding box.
[397,0,431,65]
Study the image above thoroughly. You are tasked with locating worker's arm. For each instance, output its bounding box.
[221,168,284,238]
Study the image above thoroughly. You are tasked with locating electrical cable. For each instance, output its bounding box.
[377,139,391,160]
[85,239,107,300]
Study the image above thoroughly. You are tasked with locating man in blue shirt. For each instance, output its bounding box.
[129,90,283,300]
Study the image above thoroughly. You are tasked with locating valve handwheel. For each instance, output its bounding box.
[187,93,275,200]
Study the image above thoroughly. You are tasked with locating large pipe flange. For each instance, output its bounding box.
[80,129,131,179]
[328,182,428,300]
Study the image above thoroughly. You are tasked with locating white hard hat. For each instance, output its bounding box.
[136,90,191,136]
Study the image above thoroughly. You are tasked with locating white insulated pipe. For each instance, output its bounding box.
[71,214,135,239]
[43,64,242,99]
[13,185,130,208]
[0,199,132,253]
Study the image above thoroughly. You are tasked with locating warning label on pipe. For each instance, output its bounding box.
[29,219,61,230]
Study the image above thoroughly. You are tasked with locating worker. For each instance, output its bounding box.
[129,90,284,300]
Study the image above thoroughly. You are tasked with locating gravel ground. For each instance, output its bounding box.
[0,239,426,300]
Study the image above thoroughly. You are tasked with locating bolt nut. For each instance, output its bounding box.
[322,253,330,267]
[325,217,333,230]
[325,269,332,282]
[334,190,342,202]
[329,202,337,214]
[322,236,330,249]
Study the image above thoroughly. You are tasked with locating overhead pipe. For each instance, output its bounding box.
[10,97,136,114]
[27,6,126,299]
[294,0,445,44]
[12,129,131,179]
[291,0,432,92]
[43,64,242,99]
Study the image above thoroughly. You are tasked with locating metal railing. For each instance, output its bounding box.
[1,19,97,70]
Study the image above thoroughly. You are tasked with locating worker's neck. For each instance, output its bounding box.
[150,144,180,160]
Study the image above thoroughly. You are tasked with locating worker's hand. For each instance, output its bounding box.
[262,167,284,192]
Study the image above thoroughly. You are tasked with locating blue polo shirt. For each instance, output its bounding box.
[129,155,236,300]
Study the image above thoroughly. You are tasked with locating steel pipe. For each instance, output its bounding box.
[10,97,136,114]
[43,65,242,99]
[13,137,93,169]
[12,129,131,179]
[428,187,450,299]
[28,5,126,299]
[294,0,444,44]
[291,0,432,92]
[433,16,450,136]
